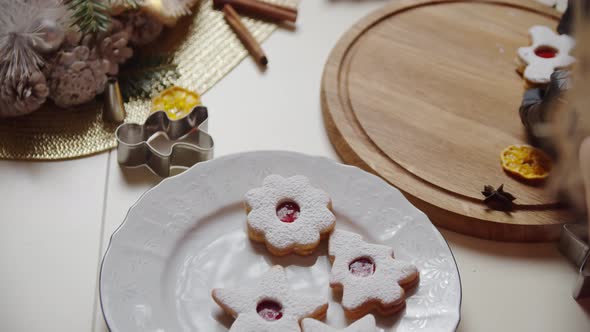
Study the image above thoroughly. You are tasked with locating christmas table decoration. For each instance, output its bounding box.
[0,0,295,160]
[500,145,553,182]
[150,85,201,119]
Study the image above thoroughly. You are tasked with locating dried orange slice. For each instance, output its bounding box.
[151,86,201,120]
[500,145,552,181]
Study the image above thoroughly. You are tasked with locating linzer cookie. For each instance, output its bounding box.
[212,265,328,331]
[517,25,575,84]
[244,175,336,256]
[302,314,377,332]
[328,230,419,320]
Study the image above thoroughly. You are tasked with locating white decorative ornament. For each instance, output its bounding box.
[302,314,378,332]
[329,230,419,319]
[245,174,335,255]
[517,25,575,84]
[31,18,65,53]
[212,265,329,332]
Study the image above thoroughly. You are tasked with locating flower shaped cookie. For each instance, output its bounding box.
[302,314,378,332]
[245,175,336,256]
[517,25,575,84]
[212,266,329,332]
[329,230,419,319]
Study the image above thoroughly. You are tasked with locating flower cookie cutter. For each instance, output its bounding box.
[115,106,214,177]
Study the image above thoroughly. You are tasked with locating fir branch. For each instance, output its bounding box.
[122,0,140,8]
[108,0,141,9]
[118,55,180,101]
[66,0,111,34]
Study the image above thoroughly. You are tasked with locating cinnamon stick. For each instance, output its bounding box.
[269,2,297,15]
[223,4,268,66]
[214,0,297,23]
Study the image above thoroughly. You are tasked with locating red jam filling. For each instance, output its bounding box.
[349,257,376,277]
[534,46,558,59]
[256,300,283,321]
[276,201,300,223]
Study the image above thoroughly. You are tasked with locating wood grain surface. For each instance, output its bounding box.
[322,0,573,241]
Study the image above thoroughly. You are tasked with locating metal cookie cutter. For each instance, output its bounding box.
[559,224,590,299]
[115,106,214,177]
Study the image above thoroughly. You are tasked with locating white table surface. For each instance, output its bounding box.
[1,1,589,331]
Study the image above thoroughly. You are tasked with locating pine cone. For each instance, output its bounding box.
[117,11,164,46]
[46,45,110,108]
[63,30,83,48]
[0,72,49,117]
[99,30,133,75]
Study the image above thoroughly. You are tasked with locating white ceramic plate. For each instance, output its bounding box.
[100,151,461,331]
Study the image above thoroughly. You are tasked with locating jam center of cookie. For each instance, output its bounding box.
[256,300,283,321]
[349,257,375,277]
[534,46,558,59]
[276,201,300,223]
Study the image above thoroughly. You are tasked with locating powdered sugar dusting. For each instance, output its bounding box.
[329,230,418,310]
[245,175,335,250]
[517,25,575,84]
[212,266,328,332]
[302,314,378,332]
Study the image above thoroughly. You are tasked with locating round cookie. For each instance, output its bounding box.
[212,266,329,332]
[244,175,336,256]
[517,25,575,84]
[302,314,378,332]
[328,230,419,320]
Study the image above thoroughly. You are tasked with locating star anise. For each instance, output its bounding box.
[482,184,516,211]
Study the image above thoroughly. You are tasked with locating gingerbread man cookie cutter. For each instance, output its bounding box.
[115,106,214,177]
[517,25,575,84]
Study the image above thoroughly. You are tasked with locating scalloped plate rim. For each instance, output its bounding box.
[99,150,462,331]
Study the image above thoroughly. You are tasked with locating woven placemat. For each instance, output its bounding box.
[0,0,295,160]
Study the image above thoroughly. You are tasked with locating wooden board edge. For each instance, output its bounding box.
[323,91,563,242]
[320,0,570,241]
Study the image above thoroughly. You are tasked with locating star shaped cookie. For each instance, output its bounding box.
[329,230,419,319]
[302,314,378,332]
[517,25,575,84]
[212,265,329,331]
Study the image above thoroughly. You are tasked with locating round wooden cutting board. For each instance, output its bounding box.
[322,0,573,241]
